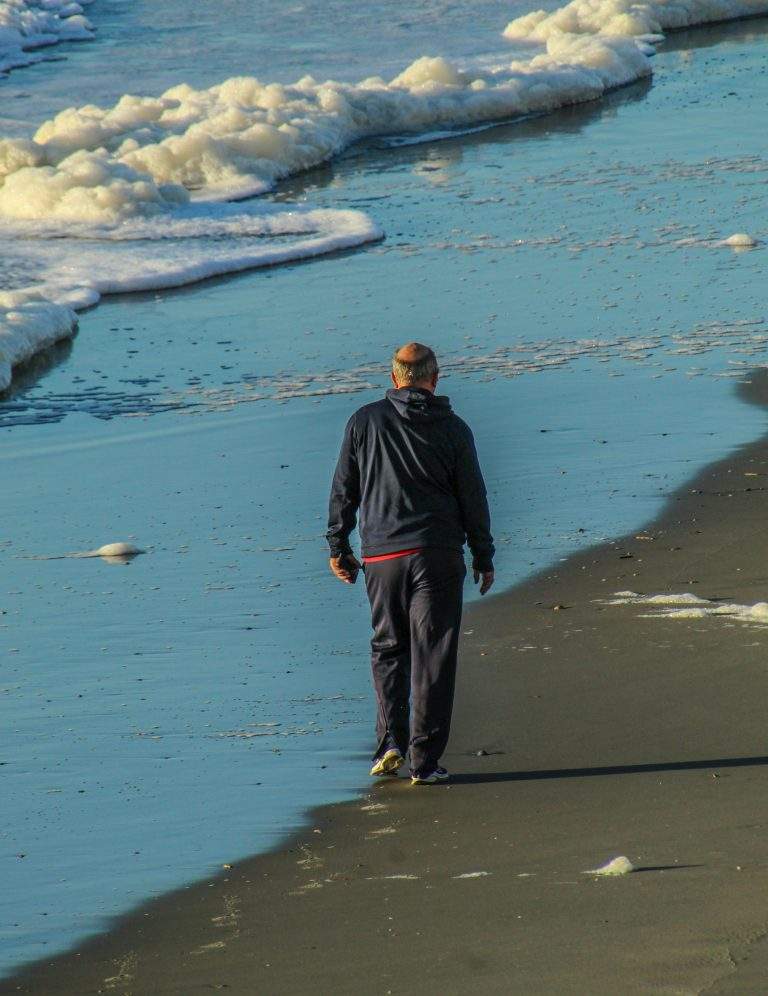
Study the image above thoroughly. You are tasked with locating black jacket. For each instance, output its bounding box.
[327,387,494,572]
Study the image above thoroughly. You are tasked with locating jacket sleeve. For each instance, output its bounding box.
[326,415,361,558]
[455,424,495,573]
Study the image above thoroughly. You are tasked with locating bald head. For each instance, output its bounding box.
[391,342,439,391]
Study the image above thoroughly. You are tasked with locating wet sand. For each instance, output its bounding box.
[5,374,768,994]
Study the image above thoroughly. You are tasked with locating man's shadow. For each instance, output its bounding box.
[451,754,768,784]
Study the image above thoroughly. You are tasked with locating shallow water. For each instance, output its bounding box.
[2,7,768,979]
[0,0,526,126]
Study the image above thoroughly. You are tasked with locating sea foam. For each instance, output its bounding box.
[0,201,381,390]
[0,0,94,76]
[0,289,78,392]
[0,41,651,220]
[504,0,768,42]
[603,591,768,626]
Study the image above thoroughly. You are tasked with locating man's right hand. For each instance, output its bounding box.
[474,569,494,596]
[330,555,361,585]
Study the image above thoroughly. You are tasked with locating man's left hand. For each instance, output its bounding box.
[474,569,494,596]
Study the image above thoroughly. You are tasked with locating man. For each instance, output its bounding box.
[327,343,494,785]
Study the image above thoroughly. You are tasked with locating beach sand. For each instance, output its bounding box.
[5,373,768,994]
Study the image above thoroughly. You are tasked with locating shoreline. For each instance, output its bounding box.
[5,372,768,993]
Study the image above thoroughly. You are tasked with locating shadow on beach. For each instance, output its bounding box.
[452,754,768,784]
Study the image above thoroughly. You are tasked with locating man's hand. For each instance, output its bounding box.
[473,569,494,596]
[330,554,361,585]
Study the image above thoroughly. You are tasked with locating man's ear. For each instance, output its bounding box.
[431,373,439,389]
[391,372,399,388]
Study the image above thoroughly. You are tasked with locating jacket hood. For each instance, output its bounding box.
[386,387,452,422]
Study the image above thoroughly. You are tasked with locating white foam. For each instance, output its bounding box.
[0,149,188,222]
[504,0,768,43]
[0,40,652,223]
[603,591,710,606]
[603,591,768,626]
[584,855,635,876]
[0,0,94,77]
[647,601,768,623]
[0,203,381,390]
[0,288,78,392]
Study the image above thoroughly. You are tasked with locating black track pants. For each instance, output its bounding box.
[363,548,466,777]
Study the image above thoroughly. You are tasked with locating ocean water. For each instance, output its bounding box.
[4,0,767,388]
[3,0,768,978]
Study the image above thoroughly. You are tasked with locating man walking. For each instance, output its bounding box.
[327,343,494,784]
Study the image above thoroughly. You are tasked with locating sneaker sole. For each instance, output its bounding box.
[370,752,405,777]
[411,772,450,785]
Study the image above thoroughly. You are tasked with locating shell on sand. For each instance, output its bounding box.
[722,232,758,248]
[87,542,144,558]
[583,856,635,876]
[25,542,145,561]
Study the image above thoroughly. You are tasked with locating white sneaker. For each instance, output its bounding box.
[411,767,449,785]
[369,749,405,777]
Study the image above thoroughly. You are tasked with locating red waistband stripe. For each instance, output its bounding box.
[362,548,423,564]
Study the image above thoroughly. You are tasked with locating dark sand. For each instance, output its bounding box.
[6,377,768,995]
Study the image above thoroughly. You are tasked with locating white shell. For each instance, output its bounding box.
[723,232,757,248]
[93,542,144,557]
[584,856,635,876]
